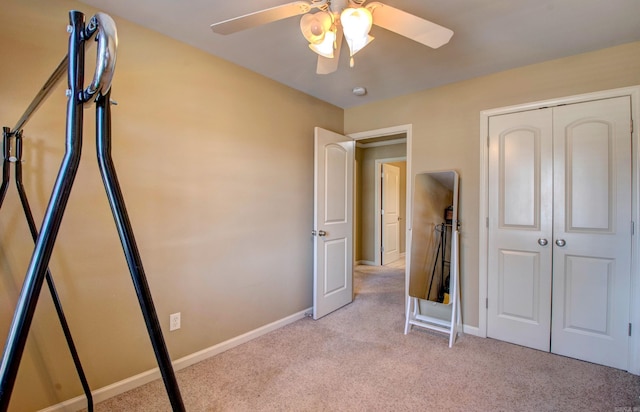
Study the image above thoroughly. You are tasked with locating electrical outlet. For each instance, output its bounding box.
[169,312,181,331]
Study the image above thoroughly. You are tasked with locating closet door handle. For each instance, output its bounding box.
[538,238,548,246]
[555,239,566,247]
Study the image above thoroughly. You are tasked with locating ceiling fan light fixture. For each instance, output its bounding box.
[300,11,332,44]
[309,29,336,58]
[210,1,454,76]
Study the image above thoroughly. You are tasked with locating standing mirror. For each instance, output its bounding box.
[404,170,461,346]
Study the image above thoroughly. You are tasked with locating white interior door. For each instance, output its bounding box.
[487,108,554,351]
[382,163,401,265]
[551,97,632,370]
[313,127,354,320]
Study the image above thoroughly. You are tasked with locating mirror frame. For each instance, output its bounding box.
[408,170,459,304]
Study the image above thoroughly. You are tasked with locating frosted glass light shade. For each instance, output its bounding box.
[340,7,373,55]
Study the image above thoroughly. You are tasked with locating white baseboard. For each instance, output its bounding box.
[462,324,480,336]
[39,308,311,412]
[357,253,405,267]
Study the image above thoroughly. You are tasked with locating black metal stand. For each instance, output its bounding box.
[0,10,184,411]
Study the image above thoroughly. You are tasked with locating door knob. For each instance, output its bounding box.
[538,238,548,246]
[318,230,327,237]
[555,239,566,247]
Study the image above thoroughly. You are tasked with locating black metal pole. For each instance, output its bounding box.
[13,132,94,411]
[0,128,11,207]
[95,91,185,411]
[438,223,447,303]
[0,11,86,410]
[427,225,442,301]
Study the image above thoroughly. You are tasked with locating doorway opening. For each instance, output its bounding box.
[348,124,412,306]
[312,125,412,319]
[354,136,406,267]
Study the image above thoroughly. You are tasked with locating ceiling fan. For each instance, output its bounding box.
[210,0,453,74]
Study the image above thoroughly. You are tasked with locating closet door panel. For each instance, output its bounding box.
[498,250,541,322]
[502,130,538,228]
[566,120,612,231]
[551,96,632,370]
[562,255,613,334]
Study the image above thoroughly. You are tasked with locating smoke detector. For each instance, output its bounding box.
[352,86,367,96]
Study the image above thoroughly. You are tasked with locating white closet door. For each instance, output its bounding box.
[551,97,632,369]
[487,108,554,351]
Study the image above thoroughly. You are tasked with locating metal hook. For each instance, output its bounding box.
[83,13,118,103]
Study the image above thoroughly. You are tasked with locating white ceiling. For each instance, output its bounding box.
[79,0,640,108]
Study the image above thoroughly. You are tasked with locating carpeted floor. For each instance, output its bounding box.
[91,263,640,411]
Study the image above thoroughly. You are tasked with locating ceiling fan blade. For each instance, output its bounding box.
[366,2,453,49]
[211,1,312,35]
[316,26,343,75]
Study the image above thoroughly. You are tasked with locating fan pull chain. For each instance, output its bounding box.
[347,38,355,68]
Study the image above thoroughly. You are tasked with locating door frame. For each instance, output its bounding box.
[478,86,640,374]
[349,125,413,302]
[376,157,407,266]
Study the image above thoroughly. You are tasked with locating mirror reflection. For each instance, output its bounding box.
[409,170,459,303]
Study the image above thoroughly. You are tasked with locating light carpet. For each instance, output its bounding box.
[89,263,640,411]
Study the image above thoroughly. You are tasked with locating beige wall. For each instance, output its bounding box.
[354,144,406,263]
[0,1,342,410]
[345,41,640,329]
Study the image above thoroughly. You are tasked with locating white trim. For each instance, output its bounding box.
[375,157,407,266]
[347,124,413,310]
[349,124,412,141]
[478,108,489,338]
[356,138,407,149]
[478,85,640,374]
[357,260,377,266]
[462,324,480,337]
[630,87,640,375]
[38,308,311,412]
